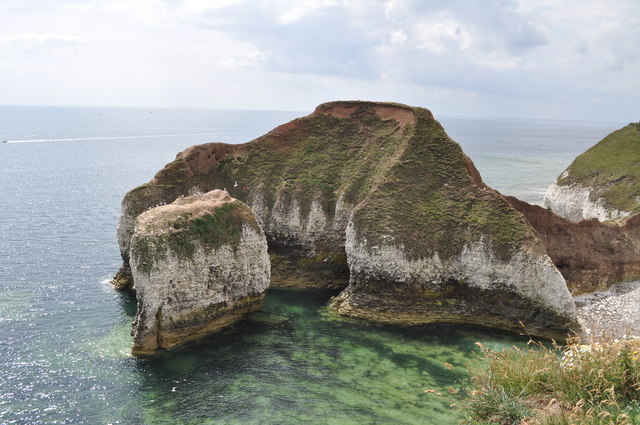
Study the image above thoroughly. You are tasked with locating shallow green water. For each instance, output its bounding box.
[79,288,527,425]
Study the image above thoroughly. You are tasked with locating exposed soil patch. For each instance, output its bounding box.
[312,100,417,127]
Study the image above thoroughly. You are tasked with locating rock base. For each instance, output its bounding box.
[132,294,266,356]
[331,286,577,341]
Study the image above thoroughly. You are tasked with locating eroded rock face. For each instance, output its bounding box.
[507,196,640,294]
[544,122,640,222]
[129,190,269,355]
[117,101,580,340]
[544,182,630,223]
[331,222,576,339]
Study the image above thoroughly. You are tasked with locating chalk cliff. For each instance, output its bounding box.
[116,101,579,341]
[544,123,640,222]
[129,190,269,355]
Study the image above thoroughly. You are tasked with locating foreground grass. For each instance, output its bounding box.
[460,337,640,425]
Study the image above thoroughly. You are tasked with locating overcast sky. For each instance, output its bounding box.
[1,0,638,121]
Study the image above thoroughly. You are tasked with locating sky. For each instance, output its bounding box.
[0,0,638,121]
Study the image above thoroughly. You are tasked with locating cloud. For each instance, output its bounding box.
[0,33,88,53]
[0,0,637,120]
[179,0,552,81]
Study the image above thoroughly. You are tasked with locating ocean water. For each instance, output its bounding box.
[0,106,623,424]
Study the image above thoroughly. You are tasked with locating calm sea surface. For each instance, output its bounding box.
[0,106,623,424]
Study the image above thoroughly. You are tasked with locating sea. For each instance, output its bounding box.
[0,106,624,425]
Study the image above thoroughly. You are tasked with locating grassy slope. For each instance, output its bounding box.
[215,103,416,218]
[461,338,640,425]
[558,122,640,215]
[351,108,537,261]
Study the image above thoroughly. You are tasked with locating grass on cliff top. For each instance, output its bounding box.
[558,122,640,214]
[351,108,536,261]
[131,201,260,274]
[460,336,640,425]
[217,105,414,215]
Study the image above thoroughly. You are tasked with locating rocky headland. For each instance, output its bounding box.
[544,122,640,222]
[115,101,585,355]
[128,189,270,355]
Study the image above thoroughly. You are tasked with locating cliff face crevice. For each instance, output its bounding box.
[506,196,640,294]
[116,101,581,342]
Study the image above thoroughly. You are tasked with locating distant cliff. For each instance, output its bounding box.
[544,123,640,222]
[116,101,580,351]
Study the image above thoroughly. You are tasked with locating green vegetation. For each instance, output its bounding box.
[351,108,535,261]
[221,103,411,218]
[170,202,260,251]
[460,337,640,425]
[131,201,260,274]
[558,122,640,216]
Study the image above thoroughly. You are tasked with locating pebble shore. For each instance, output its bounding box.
[575,281,640,340]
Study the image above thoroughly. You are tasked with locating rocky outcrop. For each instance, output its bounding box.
[507,196,640,294]
[575,281,640,339]
[331,223,576,340]
[544,123,640,222]
[117,101,580,340]
[129,190,269,355]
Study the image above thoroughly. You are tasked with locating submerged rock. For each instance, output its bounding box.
[117,101,579,341]
[544,123,640,222]
[129,189,269,355]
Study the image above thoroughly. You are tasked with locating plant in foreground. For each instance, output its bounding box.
[460,336,640,425]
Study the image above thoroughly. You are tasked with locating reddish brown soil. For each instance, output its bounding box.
[506,196,640,293]
[312,100,417,127]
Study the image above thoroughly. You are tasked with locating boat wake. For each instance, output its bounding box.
[3,132,215,144]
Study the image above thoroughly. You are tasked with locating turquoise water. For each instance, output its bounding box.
[0,106,623,424]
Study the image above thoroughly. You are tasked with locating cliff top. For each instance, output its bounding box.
[135,189,235,234]
[557,122,640,215]
[131,190,260,273]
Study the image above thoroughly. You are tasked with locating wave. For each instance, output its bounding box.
[3,132,216,144]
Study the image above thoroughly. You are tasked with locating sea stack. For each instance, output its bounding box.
[544,122,640,222]
[117,101,579,343]
[129,189,270,355]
